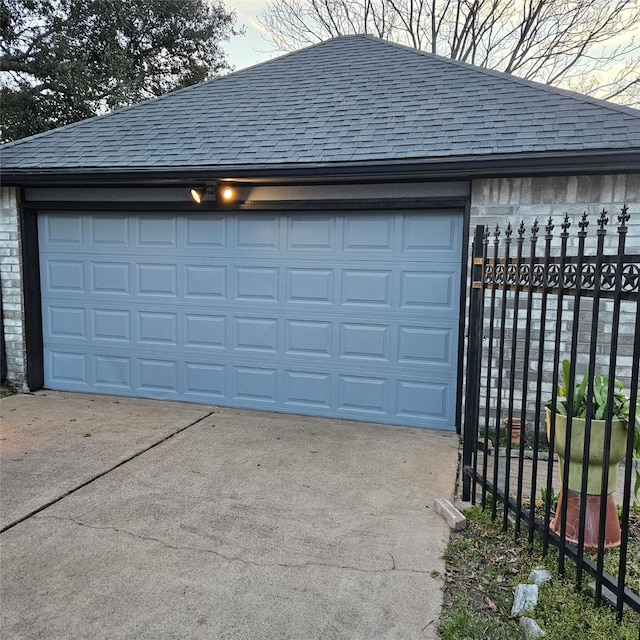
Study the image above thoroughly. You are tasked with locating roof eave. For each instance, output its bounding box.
[1,149,639,187]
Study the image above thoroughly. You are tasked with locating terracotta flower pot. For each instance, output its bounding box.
[503,417,525,445]
[549,489,621,552]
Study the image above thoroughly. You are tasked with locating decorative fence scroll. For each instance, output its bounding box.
[482,211,639,298]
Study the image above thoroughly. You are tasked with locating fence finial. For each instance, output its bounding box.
[597,209,608,231]
[505,222,513,242]
[579,211,589,234]
[618,204,630,228]
[493,223,501,242]
[561,214,571,234]
[531,218,540,239]
[545,216,554,238]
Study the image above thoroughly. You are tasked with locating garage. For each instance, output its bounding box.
[7,34,633,433]
[38,206,462,429]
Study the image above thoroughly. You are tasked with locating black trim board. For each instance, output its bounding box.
[2,149,639,187]
[455,199,472,435]
[20,202,44,390]
[30,197,470,212]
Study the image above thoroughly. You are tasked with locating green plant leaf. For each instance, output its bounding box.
[561,359,570,399]
[575,368,588,415]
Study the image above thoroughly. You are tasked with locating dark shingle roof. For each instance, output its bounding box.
[2,35,639,173]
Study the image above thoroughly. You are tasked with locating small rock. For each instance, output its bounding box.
[519,616,545,638]
[511,583,539,617]
[528,569,552,586]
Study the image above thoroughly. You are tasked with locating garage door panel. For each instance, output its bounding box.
[338,374,389,416]
[137,263,178,297]
[398,325,455,368]
[399,269,458,311]
[185,216,227,247]
[48,350,88,385]
[48,306,86,339]
[401,214,460,256]
[138,358,179,394]
[342,270,392,306]
[287,215,335,250]
[339,323,390,362]
[233,366,278,403]
[343,215,394,251]
[285,320,333,357]
[43,214,84,245]
[284,370,332,409]
[137,311,178,346]
[286,268,333,304]
[94,309,131,342]
[236,215,280,249]
[91,215,129,245]
[184,265,227,299]
[233,317,278,353]
[137,216,178,247]
[40,210,462,429]
[46,260,85,293]
[91,261,131,295]
[184,362,226,398]
[185,314,226,349]
[234,267,279,301]
[95,355,131,389]
[396,379,451,424]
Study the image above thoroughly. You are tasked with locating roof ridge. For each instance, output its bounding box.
[354,34,640,118]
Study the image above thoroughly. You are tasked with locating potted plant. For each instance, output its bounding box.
[545,360,640,551]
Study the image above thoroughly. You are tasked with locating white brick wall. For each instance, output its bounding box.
[0,187,27,388]
[467,174,640,434]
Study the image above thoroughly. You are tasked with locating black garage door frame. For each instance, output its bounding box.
[20,192,471,433]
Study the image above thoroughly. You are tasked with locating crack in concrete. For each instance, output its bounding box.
[37,514,432,576]
[0,411,216,535]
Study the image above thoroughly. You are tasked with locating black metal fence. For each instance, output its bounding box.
[462,207,639,619]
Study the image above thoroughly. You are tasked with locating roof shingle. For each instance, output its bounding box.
[1,34,639,172]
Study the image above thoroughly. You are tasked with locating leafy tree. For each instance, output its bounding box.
[259,0,640,107]
[1,0,239,141]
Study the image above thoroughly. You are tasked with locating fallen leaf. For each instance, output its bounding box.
[484,596,498,613]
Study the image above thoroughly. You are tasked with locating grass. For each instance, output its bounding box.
[439,506,639,639]
[0,381,18,399]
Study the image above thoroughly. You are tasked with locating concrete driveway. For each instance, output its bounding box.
[0,391,458,639]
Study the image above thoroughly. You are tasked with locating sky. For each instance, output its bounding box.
[222,0,279,71]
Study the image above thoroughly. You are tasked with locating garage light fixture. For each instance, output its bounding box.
[189,184,238,205]
[190,186,212,204]
[218,185,236,203]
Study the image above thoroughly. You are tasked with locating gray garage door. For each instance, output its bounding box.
[39,209,462,429]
